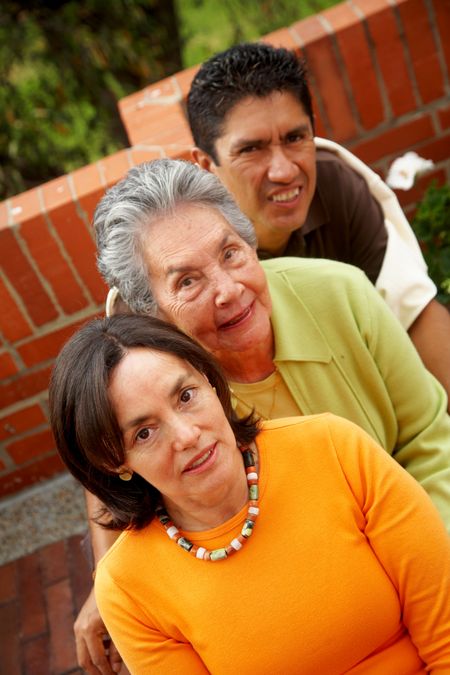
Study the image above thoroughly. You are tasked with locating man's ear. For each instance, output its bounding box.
[191,147,216,173]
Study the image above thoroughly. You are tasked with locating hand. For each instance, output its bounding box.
[74,586,123,674]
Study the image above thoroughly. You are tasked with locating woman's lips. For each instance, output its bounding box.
[218,305,252,331]
[183,444,217,474]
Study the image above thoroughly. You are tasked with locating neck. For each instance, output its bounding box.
[256,228,291,256]
[214,333,276,384]
[162,450,249,532]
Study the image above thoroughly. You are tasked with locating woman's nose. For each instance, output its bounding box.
[171,416,201,453]
[266,146,298,183]
[213,271,243,307]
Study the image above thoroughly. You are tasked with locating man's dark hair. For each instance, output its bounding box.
[49,314,258,531]
[187,42,314,162]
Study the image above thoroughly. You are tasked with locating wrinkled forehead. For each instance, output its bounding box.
[140,204,243,274]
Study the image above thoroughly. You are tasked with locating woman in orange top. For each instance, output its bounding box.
[50,314,450,674]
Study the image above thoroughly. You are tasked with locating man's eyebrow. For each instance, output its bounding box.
[230,123,312,152]
[166,232,233,277]
[121,372,190,433]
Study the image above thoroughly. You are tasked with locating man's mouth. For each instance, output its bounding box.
[184,446,215,472]
[269,187,300,203]
[219,306,252,330]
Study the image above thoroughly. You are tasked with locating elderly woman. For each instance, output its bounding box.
[74,159,450,674]
[50,314,450,674]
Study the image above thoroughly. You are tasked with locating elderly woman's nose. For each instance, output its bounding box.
[213,271,242,307]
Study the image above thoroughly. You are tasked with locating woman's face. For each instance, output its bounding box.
[109,347,242,519]
[143,204,272,365]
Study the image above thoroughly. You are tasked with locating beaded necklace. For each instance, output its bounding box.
[156,445,259,561]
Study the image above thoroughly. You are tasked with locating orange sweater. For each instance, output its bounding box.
[96,415,450,674]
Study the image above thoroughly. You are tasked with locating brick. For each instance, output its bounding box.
[67,535,92,614]
[0,403,46,442]
[6,427,55,465]
[40,540,69,586]
[46,579,78,674]
[0,364,52,409]
[414,132,450,164]
[0,560,17,604]
[0,278,32,342]
[129,146,164,169]
[357,0,417,117]
[292,16,357,141]
[394,168,446,209]
[351,114,434,164]
[119,76,183,146]
[432,0,450,76]
[326,3,385,129]
[438,104,450,131]
[0,229,57,326]
[173,64,200,100]
[70,163,107,223]
[262,27,299,50]
[0,602,21,675]
[22,634,51,675]
[17,321,85,368]
[18,551,47,638]
[397,0,444,103]
[98,149,132,187]
[8,187,42,227]
[44,199,107,305]
[0,452,65,498]
[0,199,9,231]
[0,351,17,379]
[20,214,88,315]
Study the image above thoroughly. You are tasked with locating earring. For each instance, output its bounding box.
[119,470,133,481]
[212,386,217,394]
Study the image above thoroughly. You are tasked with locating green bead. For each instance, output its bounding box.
[241,520,255,538]
[249,485,259,500]
[210,548,228,561]
[178,537,193,552]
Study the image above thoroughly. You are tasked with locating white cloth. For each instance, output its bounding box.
[314,137,436,329]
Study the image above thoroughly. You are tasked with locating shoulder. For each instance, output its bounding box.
[261,256,368,289]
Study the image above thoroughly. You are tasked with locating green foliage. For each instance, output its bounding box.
[412,183,450,305]
[176,0,337,67]
[1,0,182,200]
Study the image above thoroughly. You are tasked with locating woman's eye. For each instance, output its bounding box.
[180,388,195,403]
[136,427,151,442]
[180,277,193,288]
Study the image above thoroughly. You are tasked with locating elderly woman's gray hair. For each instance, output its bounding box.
[93,159,257,315]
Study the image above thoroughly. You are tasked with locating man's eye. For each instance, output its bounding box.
[239,145,258,154]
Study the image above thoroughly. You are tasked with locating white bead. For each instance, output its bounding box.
[247,472,258,480]
[196,547,207,559]
[248,506,259,515]
[167,526,178,539]
[230,538,242,550]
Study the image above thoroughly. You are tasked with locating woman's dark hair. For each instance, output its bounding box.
[49,314,259,531]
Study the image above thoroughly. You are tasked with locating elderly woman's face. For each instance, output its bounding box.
[109,347,241,515]
[144,204,272,363]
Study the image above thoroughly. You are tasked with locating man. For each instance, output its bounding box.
[187,42,450,406]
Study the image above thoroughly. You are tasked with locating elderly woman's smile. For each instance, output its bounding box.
[144,204,274,381]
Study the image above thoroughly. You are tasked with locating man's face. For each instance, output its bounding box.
[193,91,317,255]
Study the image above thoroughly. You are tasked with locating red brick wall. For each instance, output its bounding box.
[0,0,449,498]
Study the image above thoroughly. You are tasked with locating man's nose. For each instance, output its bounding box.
[266,146,298,183]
